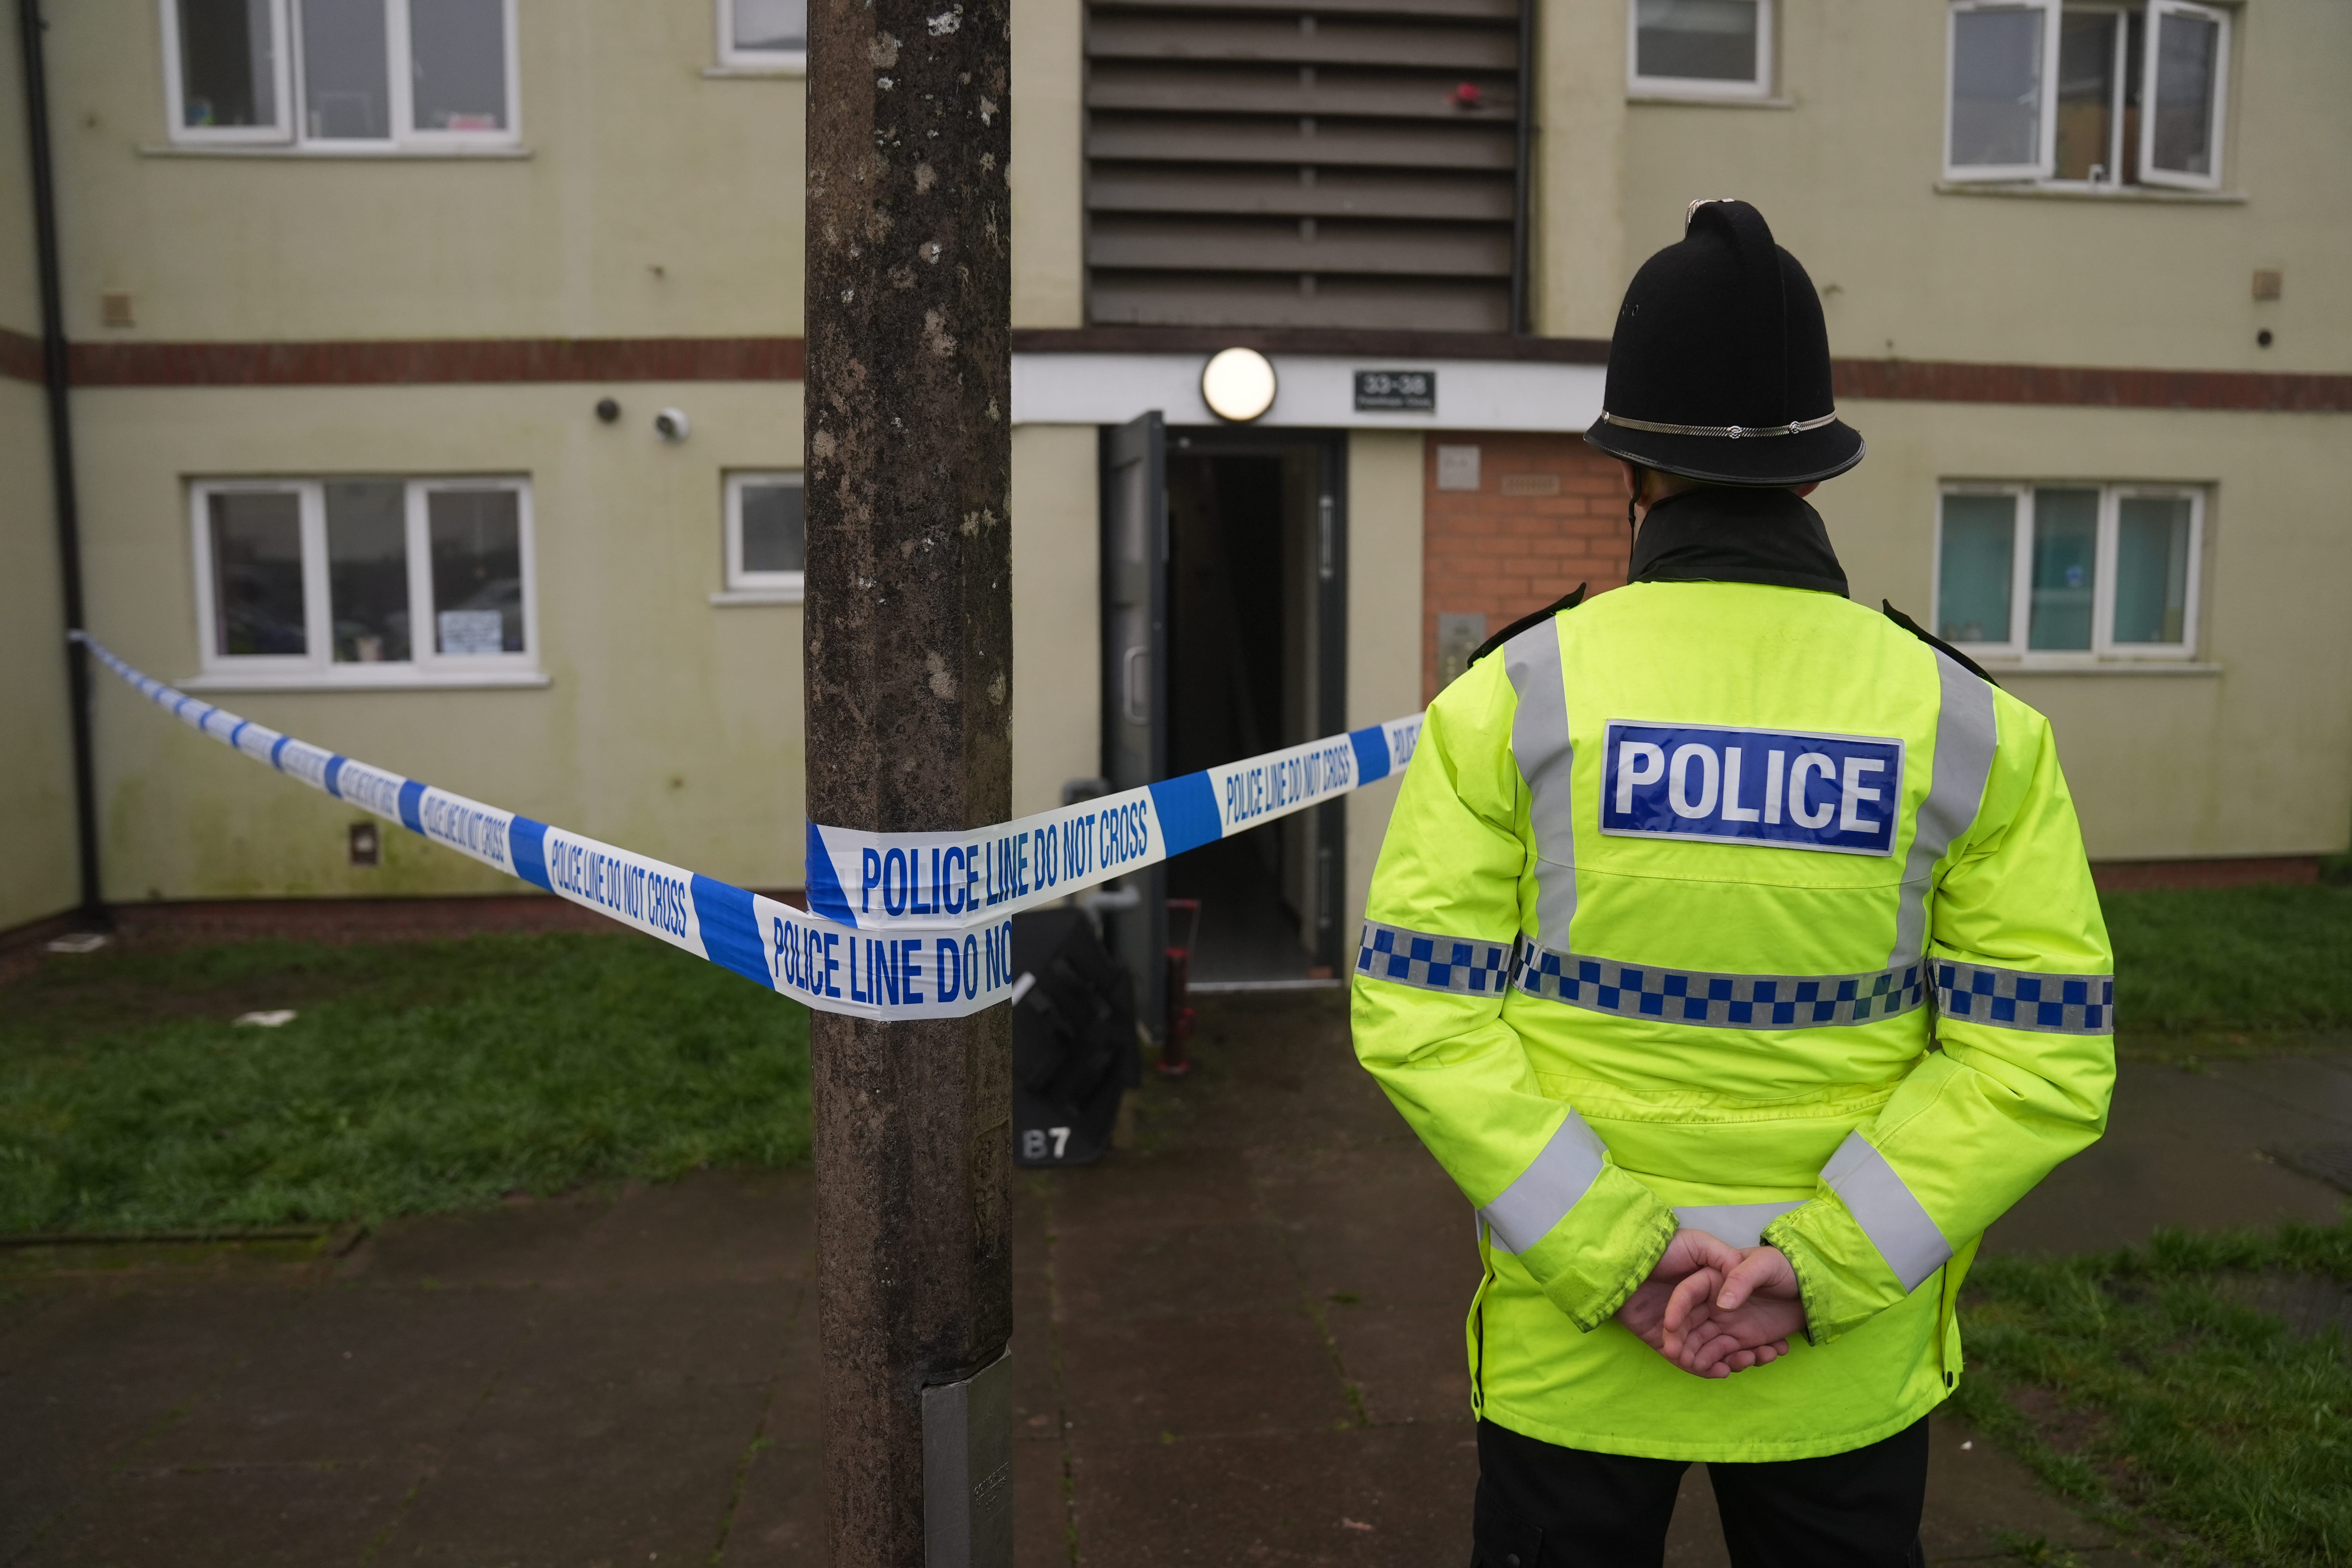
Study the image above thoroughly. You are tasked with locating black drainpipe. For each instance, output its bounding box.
[17,0,107,928]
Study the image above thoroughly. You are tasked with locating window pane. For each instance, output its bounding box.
[178,0,279,128]
[732,0,808,52]
[301,0,390,140]
[740,482,806,574]
[427,490,524,654]
[2114,495,2192,644]
[411,0,508,131]
[1950,7,2045,168]
[2053,11,2117,180]
[1938,494,2016,644]
[2150,9,2220,176]
[1635,0,1759,83]
[326,481,411,662]
[208,492,307,657]
[2027,488,2098,651]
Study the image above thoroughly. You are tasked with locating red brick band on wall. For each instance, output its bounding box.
[0,328,805,387]
[1833,358,2352,413]
[2,326,2346,407]
[0,327,45,384]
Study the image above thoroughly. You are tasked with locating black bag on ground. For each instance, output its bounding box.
[1011,907,1139,1167]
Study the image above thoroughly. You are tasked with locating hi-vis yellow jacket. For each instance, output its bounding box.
[1352,578,2114,1462]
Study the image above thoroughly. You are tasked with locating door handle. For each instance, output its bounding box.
[1123,646,1149,724]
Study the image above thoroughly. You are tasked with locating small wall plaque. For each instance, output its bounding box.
[1355,369,1436,412]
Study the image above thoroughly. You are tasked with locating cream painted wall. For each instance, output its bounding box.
[45,0,805,341]
[1011,0,1086,328]
[0,11,37,335]
[1345,431,1424,941]
[0,378,78,931]
[2,18,81,932]
[75,380,809,902]
[1010,424,1100,812]
[1815,398,2352,861]
[1620,1,2352,371]
[1530,0,1627,338]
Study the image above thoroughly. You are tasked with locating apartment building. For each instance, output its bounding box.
[5,0,2348,995]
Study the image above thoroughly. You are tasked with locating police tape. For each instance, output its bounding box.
[805,717,1422,931]
[74,633,1422,1021]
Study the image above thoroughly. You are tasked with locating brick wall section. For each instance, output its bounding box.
[1421,432,1630,702]
[0,328,806,387]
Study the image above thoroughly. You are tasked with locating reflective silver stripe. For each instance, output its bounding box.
[1671,1202,1804,1250]
[1891,650,1998,969]
[1821,1131,1951,1292]
[1504,619,1577,947]
[1479,1110,1607,1255]
[1936,962,2114,1035]
[1599,408,1840,440]
[1514,942,1927,1029]
[1354,919,1515,997]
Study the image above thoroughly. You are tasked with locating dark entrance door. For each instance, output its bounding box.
[1160,428,1348,986]
[1099,412,1169,1036]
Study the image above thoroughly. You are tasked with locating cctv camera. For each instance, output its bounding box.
[653,407,691,441]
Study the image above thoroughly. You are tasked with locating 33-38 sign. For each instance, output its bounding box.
[1354,369,1436,411]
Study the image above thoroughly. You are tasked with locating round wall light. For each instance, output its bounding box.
[1201,347,1277,423]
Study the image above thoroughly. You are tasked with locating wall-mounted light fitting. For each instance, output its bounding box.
[654,407,692,441]
[1201,347,1277,423]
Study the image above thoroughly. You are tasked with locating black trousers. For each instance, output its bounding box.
[1470,1416,1929,1568]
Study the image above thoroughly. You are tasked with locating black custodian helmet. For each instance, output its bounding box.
[1584,200,1864,487]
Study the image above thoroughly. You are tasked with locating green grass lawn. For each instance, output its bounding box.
[2104,883,2352,1049]
[0,933,809,1236]
[1953,1220,2352,1567]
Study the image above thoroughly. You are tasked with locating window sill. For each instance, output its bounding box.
[1627,93,1793,109]
[1934,180,2246,205]
[702,64,806,78]
[177,670,553,692]
[1976,661,2221,677]
[141,143,531,161]
[709,590,805,606]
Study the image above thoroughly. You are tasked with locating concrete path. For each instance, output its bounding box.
[2,994,2344,1565]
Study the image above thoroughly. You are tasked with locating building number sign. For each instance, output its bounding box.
[1354,369,1436,412]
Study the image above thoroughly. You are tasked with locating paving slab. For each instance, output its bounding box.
[380,1377,768,1564]
[23,1461,408,1568]
[1065,1422,1479,1566]
[1991,1053,2352,1256]
[136,1283,530,1467]
[720,1436,823,1564]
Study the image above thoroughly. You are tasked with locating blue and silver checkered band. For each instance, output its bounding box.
[1513,942,1928,1029]
[1934,962,2113,1036]
[1356,920,1516,997]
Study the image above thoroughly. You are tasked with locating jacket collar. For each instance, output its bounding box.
[1628,486,1849,597]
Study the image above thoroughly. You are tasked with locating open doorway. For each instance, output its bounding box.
[1162,429,1347,987]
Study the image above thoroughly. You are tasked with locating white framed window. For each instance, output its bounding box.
[161,0,520,150]
[1628,0,1773,98]
[1943,1,2228,189]
[1935,482,2202,663]
[722,472,807,599]
[192,476,538,682]
[716,0,808,71]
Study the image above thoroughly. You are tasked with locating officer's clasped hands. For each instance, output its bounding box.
[1614,1228,1806,1380]
[1662,1238,1807,1379]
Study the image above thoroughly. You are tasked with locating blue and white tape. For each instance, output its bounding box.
[75,634,1422,1020]
[804,719,1421,930]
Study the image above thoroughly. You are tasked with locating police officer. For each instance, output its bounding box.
[1352,200,2116,1564]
